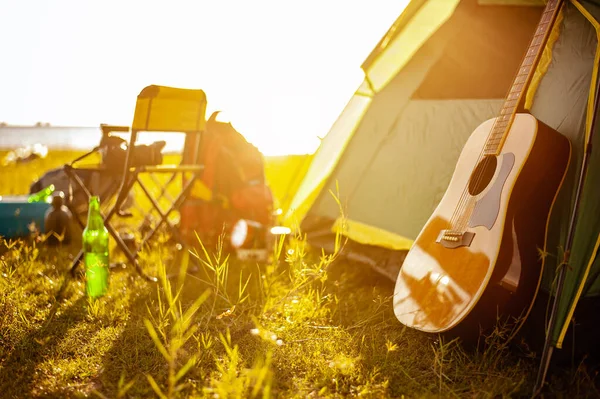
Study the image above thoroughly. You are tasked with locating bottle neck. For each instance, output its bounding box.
[87,197,104,230]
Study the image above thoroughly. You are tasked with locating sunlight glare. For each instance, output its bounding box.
[0,0,410,156]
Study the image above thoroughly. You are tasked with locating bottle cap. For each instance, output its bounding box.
[51,191,65,208]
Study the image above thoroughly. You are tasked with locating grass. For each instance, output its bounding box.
[1,150,599,398]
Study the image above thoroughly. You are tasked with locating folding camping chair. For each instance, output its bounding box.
[67,85,207,282]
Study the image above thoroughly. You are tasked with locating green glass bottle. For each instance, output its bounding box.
[82,196,109,298]
[28,184,55,203]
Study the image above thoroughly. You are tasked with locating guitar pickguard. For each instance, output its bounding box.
[468,152,515,229]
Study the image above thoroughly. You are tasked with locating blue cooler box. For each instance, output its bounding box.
[0,195,51,238]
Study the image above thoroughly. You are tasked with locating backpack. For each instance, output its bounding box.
[179,112,273,247]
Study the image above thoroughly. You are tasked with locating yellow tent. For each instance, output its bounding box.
[284,0,600,390]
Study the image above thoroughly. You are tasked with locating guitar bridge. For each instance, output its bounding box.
[436,230,475,249]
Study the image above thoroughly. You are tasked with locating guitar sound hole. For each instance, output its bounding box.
[468,155,497,196]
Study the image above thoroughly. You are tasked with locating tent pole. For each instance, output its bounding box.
[533,70,600,397]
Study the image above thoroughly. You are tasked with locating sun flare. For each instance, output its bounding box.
[0,0,409,156]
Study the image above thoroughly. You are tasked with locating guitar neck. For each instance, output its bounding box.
[484,0,564,156]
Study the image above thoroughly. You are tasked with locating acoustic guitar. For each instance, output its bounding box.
[393,0,570,341]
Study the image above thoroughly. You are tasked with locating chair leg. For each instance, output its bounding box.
[64,166,126,229]
[69,250,84,277]
[64,162,203,284]
[103,216,158,283]
[68,219,158,282]
[136,172,199,247]
[66,168,158,283]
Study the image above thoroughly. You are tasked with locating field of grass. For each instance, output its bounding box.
[1,150,598,398]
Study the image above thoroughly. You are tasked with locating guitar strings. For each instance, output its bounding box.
[447,3,558,235]
[451,75,531,232]
[449,108,510,230]
[451,62,530,231]
[450,3,558,231]
[450,125,500,232]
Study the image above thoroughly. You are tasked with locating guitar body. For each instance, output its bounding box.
[393,113,570,341]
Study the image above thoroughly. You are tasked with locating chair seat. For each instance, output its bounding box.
[139,164,204,173]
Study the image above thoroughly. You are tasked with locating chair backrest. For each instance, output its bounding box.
[131,85,207,133]
[131,85,208,165]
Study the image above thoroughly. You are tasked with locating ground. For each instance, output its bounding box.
[0,150,599,398]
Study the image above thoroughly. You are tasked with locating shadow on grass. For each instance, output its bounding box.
[0,295,87,398]
[323,257,600,397]
[92,252,211,398]
[92,285,163,398]
[324,258,440,396]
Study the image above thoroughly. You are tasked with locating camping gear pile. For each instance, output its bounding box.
[25,89,275,263]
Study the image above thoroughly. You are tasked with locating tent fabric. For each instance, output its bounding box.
[286,0,600,353]
[302,0,543,246]
[331,217,414,251]
[363,0,461,93]
[524,0,600,347]
[551,0,600,348]
[525,7,564,110]
[284,0,462,228]
[410,4,543,100]
[326,99,504,244]
[283,94,371,228]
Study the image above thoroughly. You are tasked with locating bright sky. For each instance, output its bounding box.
[0,0,409,156]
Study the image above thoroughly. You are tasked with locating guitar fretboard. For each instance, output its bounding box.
[484,0,562,155]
